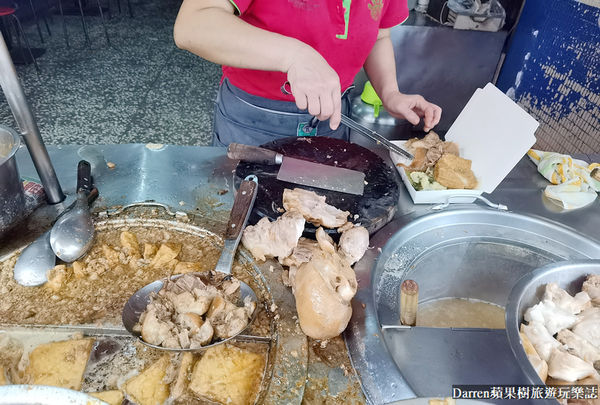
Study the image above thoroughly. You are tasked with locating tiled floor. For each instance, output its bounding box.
[0,0,221,146]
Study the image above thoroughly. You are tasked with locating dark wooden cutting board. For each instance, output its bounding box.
[234,136,400,236]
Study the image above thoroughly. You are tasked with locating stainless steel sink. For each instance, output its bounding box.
[345,208,600,404]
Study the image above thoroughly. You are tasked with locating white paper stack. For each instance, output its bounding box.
[390,83,539,204]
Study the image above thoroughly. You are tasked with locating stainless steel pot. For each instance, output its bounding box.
[505,260,600,385]
[0,125,25,232]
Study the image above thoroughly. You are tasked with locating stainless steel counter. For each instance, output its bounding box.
[6,144,600,405]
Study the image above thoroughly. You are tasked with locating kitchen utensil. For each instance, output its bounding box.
[234,136,399,235]
[505,260,600,385]
[227,143,365,196]
[0,125,26,233]
[122,175,261,351]
[0,385,105,405]
[50,160,95,262]
[304,114,414,164]
[13,187,99,287]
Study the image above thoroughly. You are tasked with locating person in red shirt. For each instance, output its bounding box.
[174,0,441,146]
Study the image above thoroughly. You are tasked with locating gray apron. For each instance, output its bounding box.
[212,79,351,147]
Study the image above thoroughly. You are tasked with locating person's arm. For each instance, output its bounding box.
[173,0,342,128]
[363,29,441,132]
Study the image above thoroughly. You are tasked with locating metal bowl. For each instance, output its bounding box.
[505,259,600,384]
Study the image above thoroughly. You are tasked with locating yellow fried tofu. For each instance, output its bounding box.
[189,345,265,405]
[150,243,182,268]
[120,231,141,258]
[173,261,203,274]
[171,352,195,400]
[143,243,158,260]
[72,261,86,278]
[101,245,121,265]
[45,264,69,292]
[88,390,124,405]
[124,354,170,405]
[25,338,94,390]
[0,366,6,385]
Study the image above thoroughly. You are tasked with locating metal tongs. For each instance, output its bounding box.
[306,114,414,163]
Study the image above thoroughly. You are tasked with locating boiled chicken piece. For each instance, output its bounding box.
[524,300,577,335]
[572,307,600,348]
[542,282,591,314]
[189,320,214,348]
[338,226,369,265]
[164,291,212,317]
[521,321,561,361]
[557,329,600,363]
[294,243,358,340]
[520,332,548,382]
[547,347,597,382]
[242,210,305,261]
[279,237,318,268]
[315,226,336,254]
[583,274,600,305]
[282,188,350,228]
[141,305,176,346]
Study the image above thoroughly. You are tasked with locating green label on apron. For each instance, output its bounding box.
[297,122,318,137]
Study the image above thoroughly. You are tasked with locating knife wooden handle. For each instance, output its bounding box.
[224,176,259,240]
[227,143,281,165]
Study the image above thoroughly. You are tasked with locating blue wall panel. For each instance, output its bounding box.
[497,0,600,154]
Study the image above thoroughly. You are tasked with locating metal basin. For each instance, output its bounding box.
[506,260,600,385]
[0,125,25,233]
[345,209,600,404]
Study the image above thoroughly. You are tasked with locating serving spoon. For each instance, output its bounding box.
[13,161,98,287]
[50,160,95,263]
[122,174,263,351]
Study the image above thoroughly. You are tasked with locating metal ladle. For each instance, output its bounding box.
[13,161,98,287]
[50,160,95,263]
[122,174,263,351]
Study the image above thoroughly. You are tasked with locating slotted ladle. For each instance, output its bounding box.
[122,175,263,351]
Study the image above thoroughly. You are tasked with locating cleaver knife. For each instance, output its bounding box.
[227,143,365,195]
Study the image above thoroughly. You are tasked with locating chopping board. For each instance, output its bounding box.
[234,136,399,236]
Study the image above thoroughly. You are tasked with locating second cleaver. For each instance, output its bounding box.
[227,143,365,196]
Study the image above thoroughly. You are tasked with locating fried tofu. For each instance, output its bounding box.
[151,243,182,268]
[25,338,94,390]
[0,366,6,385]
[123,354,170,405]
[120,231,141,258]
[45,264,69,292]
[173,261,204,274]
[143,243,158,260]
[434,153,477,189]
[88,390,124,405]
[171,352,195,400]
[189,345,265,405]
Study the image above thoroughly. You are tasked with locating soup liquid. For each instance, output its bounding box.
[415,298,506,329]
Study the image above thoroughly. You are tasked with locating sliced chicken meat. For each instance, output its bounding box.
[542,282,591,314]
[520,321,561,361]
[583,274,600,306]
[279,237,318,268]
[338,226,369,265]
[242,210,305,261]
[572,307,600,348]
[557,329,600,363]
[547,348,598,382]
[524,300,577,335]
[283,188,349,228]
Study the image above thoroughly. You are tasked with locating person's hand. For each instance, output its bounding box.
[383,92,442,132]
[285,47,342,130]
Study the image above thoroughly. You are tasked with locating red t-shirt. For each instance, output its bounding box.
[222,0,408,101]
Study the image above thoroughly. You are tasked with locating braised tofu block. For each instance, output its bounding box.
[189,345,265,405]
[88,390,124,405]
[434,153,477,189]
[25,338,94,390]
[151,243,182,268]
[124,354,170,405]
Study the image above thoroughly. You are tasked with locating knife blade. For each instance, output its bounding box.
[227,143,365,195]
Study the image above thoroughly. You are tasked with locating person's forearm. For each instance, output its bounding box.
[362,29,400,104]
[174,1,308,73]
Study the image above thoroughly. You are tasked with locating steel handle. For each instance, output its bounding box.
[431,195,508,211]
[227,143,282,165]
